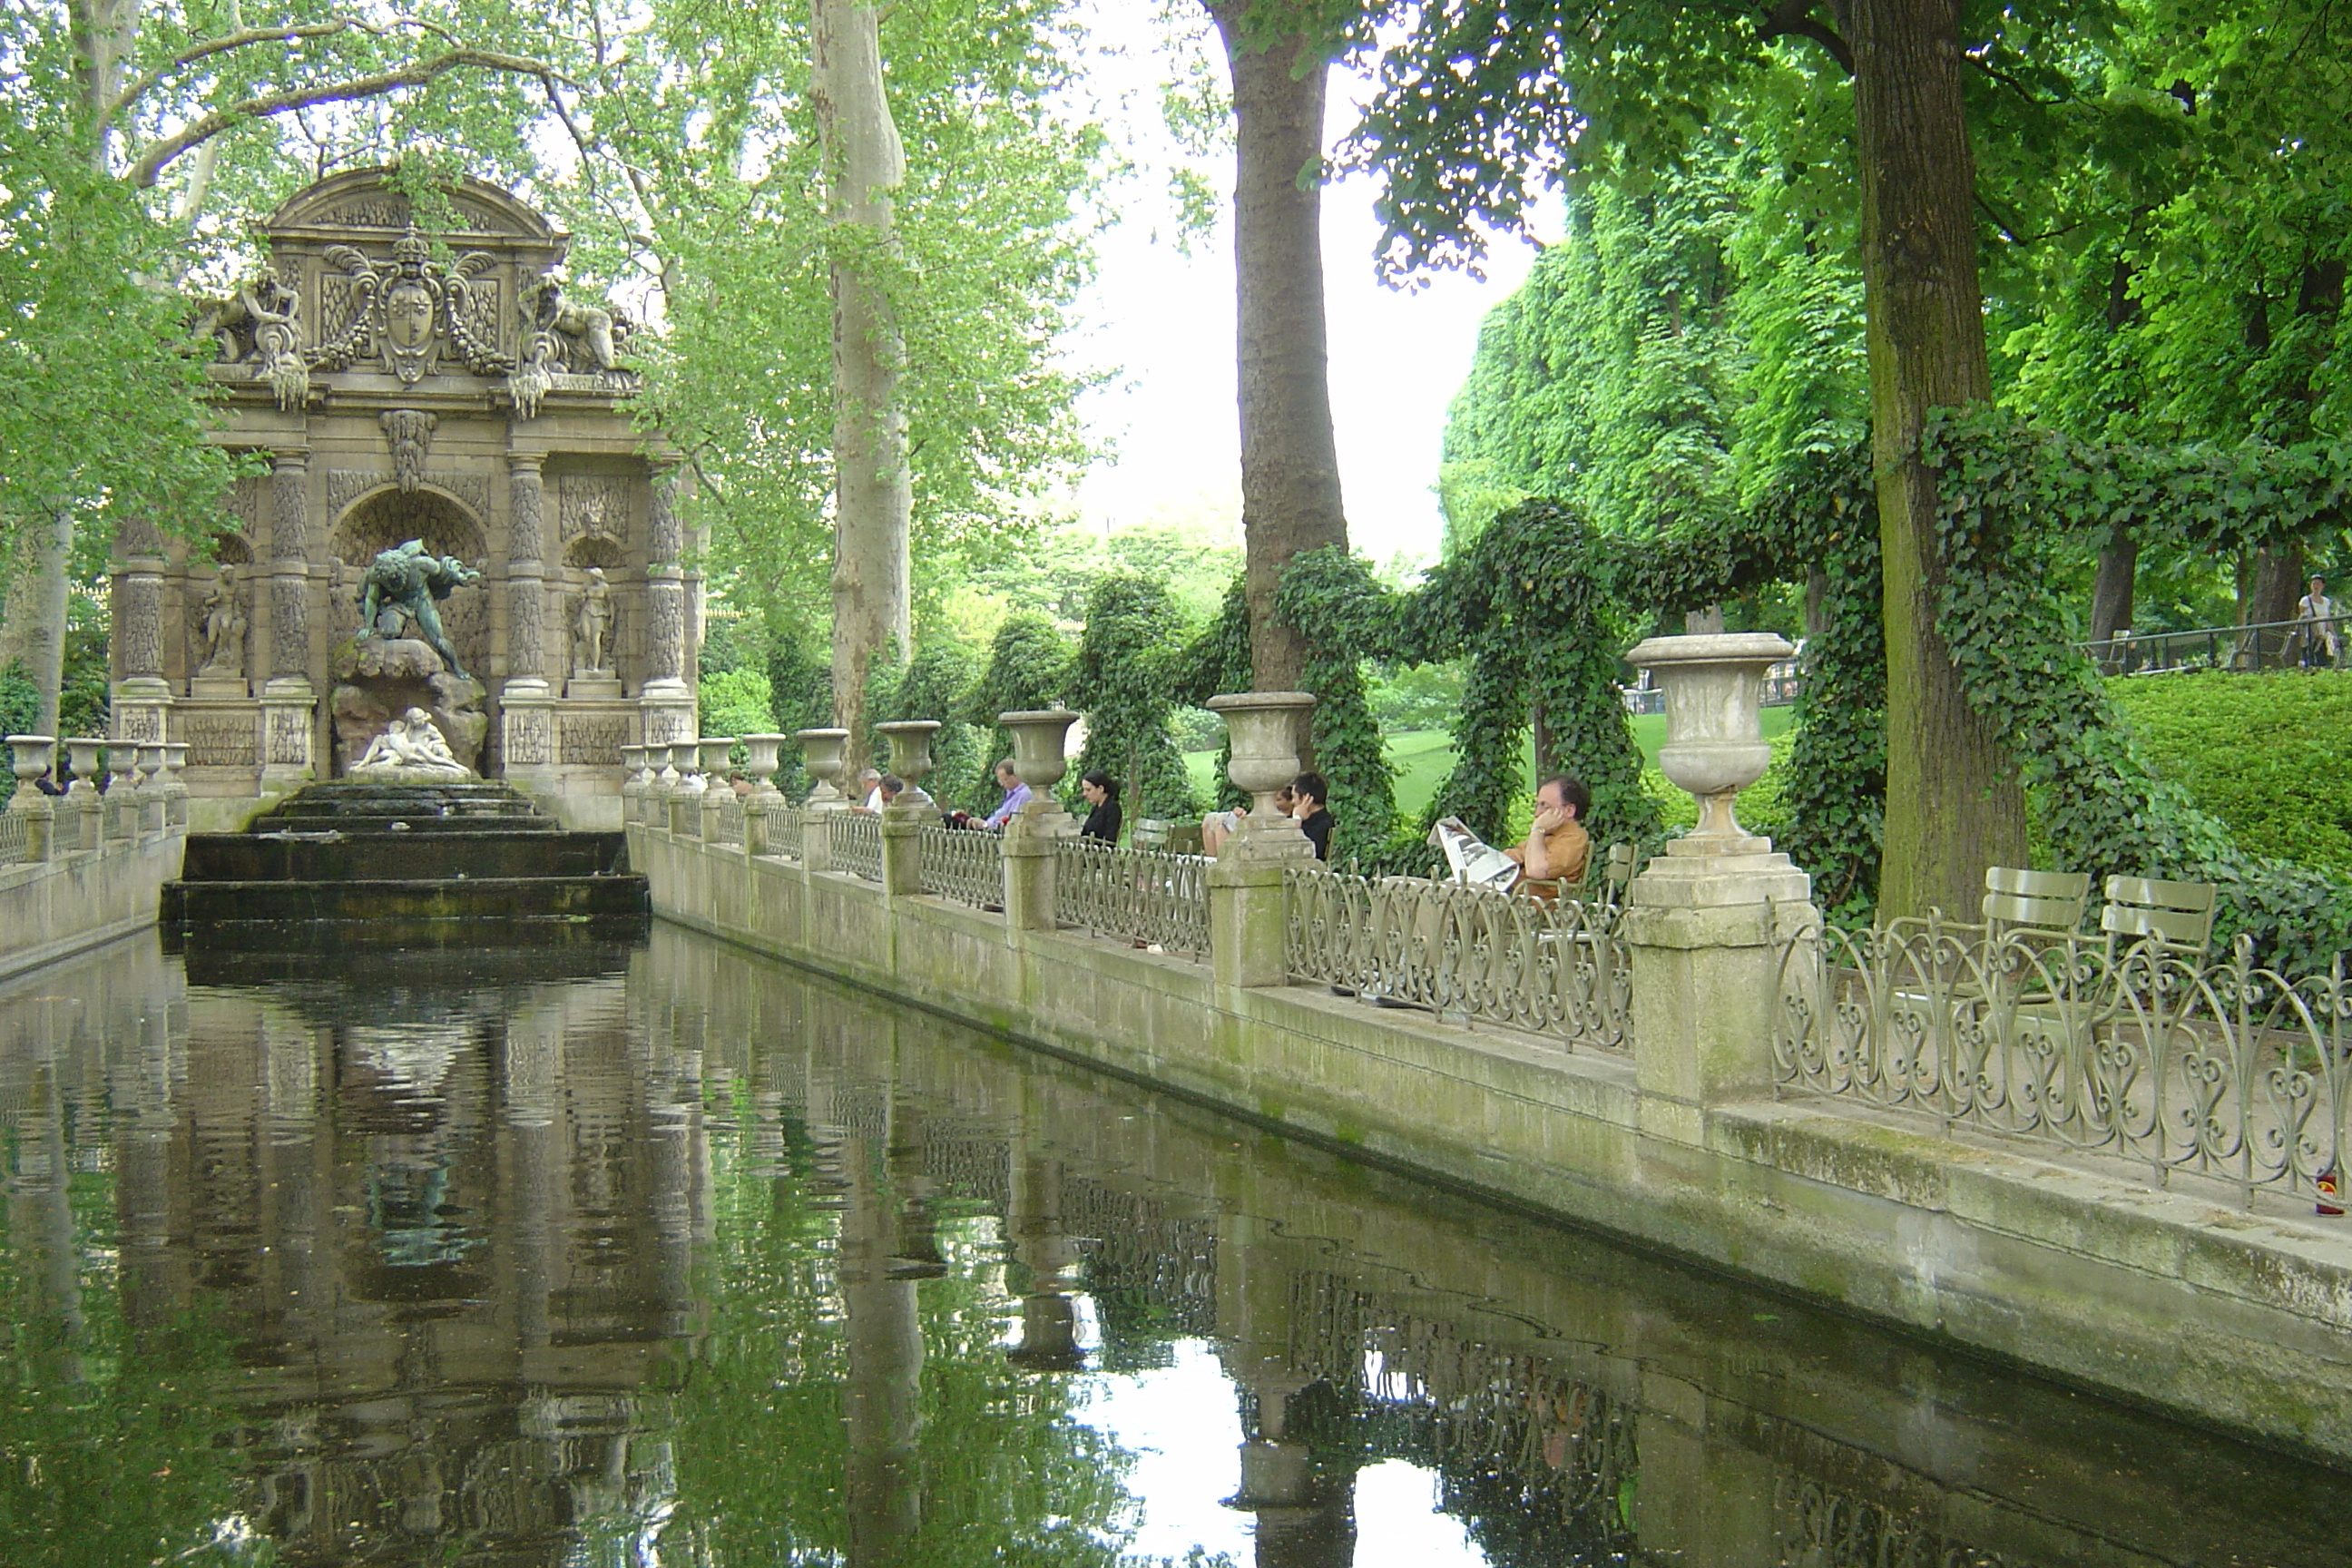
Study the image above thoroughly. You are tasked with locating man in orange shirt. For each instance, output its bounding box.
[1505,775,1592,893]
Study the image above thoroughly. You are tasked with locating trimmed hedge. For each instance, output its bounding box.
[2106,671,2352,874]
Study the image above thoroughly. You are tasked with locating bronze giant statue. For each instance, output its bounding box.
[357,540,481,678]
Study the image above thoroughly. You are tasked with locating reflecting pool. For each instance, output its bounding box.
[0,925,2341,1566]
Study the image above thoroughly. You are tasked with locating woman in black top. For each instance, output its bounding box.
[1077,769,1122,845]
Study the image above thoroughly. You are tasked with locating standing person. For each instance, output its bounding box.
[981,759,1031,829]
[2298,575,2340,669]
[1290,772,1334,862]
[856,769,885,812]
[1077,769,1122,845]
[1505,775,1592,896]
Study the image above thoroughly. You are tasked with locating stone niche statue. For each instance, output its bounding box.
[349,706,475,780]
[358,539,481,678]
[195,564,248,679]
[573,566,614,675]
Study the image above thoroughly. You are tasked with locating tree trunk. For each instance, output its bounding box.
[812,0,912,774]
[1847,0,2027,921]
[2089,524,2135,649]
[1208,5,1348,709]
[27,509,74,738]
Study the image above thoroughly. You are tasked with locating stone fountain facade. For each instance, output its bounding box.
[109,168,700,828]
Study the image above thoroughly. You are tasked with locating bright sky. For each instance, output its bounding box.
[1063,9,1547,570]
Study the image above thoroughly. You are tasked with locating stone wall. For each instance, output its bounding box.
[0,827,184,985]
[632,819,2352,1465]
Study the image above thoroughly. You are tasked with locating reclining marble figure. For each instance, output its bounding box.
[350,708,474,779]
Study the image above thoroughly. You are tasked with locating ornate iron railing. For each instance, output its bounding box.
[1054,838,1210,960]
[1773,912,2351,1205]
[832,811,884,883]
[918,825,1004,910]
[1284,867,1632,1050]
[712,794,746,845]
[0,809,28,864]
[765,805,804,861]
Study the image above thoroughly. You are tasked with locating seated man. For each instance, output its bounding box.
[1506,774,1592,895]
[981,758,1030,829]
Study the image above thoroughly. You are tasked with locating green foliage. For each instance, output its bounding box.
[2108,674,2352,873]
[887,637,985,812]
[968,612,1073,808]
[1067,574,1196,821]
[699,668,777,766]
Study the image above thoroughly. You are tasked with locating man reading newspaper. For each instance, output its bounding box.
[1429,776,1592,897]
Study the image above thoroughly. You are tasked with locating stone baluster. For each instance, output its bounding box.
[135,743,165,836]
[620,744,649,826]
[502,451,556,784]
[668,740,705,837]
[1204,692,1318,988]
[740,734,786,857]
[63,738,105,851]
[161,741,190,828]
[5,737,57,863]
[1622,633,1817,1144]
[260,447,316,789]
[105,744,138,841]
[997,710,1079,932]
[698,737,736,842]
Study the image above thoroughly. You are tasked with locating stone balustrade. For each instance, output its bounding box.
[1,733,188,981]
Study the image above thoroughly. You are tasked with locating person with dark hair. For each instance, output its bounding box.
[1289,771,1333,861]
[1077,769,1122,845]
[877,774,904,808]
[1506,774,1591,893]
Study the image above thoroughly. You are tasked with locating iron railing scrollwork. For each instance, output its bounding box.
[0,811,28,864]
[1284,867,1632,1050]
[918,825,1004,910]
[832,812,884,883]
[1054,838,1210,960]
[766,807,803,861]
[1772,911,2351,1205]
[712,795,746,845]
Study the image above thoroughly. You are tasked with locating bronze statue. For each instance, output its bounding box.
[357,540,480,677]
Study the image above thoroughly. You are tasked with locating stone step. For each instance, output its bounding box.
[161,874,650,926]
[264,807,556,829]
[165,917,652,974]
[181,831,627,883]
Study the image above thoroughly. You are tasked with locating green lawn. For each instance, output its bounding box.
[1182,705,1798,824]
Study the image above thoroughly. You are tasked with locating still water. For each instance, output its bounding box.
[0,926,2341,1567]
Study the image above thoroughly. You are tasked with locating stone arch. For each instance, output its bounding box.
[563,534,626,571]
[330,488,491,678]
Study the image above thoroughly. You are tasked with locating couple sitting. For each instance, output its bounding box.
[1200,773,1336,860]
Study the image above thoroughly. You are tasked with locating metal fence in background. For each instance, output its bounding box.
[2082,615,2329,676]
[0,811,28,864]
[765,805,804,861]
[833,811,884,883]
[1284,867,1632,1050]
[919,825,1005,910]
[712,795,746,845]
[1054,838,1210,960]
[1772,915,2349,1206]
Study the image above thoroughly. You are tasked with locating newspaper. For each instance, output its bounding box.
[1426,817,1521,891]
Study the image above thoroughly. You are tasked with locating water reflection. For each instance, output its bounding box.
[0,926,2341,1566]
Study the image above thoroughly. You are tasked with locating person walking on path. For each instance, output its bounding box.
[2298,576,2341,669]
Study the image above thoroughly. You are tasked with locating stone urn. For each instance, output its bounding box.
[796,728,850,808]
[643,742,676,793]
[999,710,1079,808]
[672,739,708,799]
[63,739,105,803]
[1207,692,1316,818]
[107,743,138,798]
[698,737,736,785]
[1626,632,1794,849]
[877,720,941,808]
[6,735,54,807]
[742,734,788,802]
[135,742,165,791]
[621,743,648,791]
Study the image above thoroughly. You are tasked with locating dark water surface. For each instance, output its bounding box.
[0,926,2340,1567]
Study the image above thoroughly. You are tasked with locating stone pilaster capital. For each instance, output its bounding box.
[268,446,310,472]
[505,450,548,478]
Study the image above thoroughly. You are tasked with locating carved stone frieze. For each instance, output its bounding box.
[557,711,630,767]
[228,475,264,537]
[508,576,544,680]
[265,702,311,766]
[270,575,309,681]
[183,710,259,768]
[310,227,511,383]
[380,409,436,493]
[508,459,546,564]
[645,579,687,683]
[119,573,164,679]
[648,465,683,562]
[328,469,387,516]
[328,469,490,524]
[270,456,309,562]
[559,475,628,545]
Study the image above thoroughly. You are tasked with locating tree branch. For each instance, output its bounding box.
[1759,0,1855,77]
[103,19,405,139]
[125,48,569,189]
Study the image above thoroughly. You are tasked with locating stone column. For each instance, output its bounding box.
[502,452,556,785]
[260,448,316,789]
[638,458,698,757]
[109,517,173,755]
[1622,634,1817,1145]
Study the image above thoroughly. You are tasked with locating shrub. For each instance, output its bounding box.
[2106,672,2352,873]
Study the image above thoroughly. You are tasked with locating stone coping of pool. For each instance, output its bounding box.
[628,819,2352,1467]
